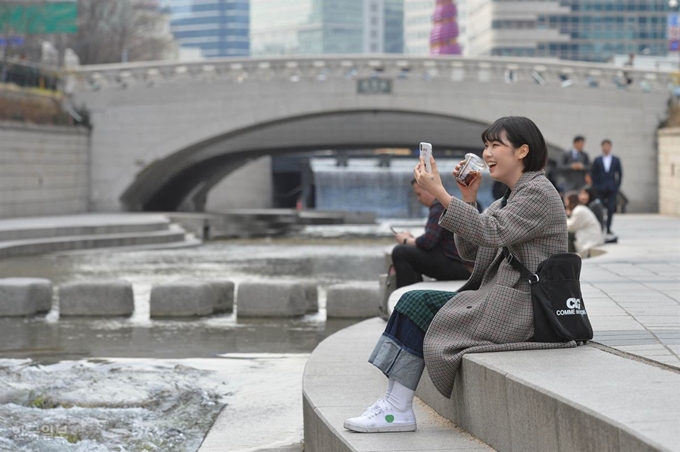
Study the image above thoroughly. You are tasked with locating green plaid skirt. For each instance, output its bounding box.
[394,290,458,332]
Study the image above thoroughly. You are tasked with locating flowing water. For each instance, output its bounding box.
[0,231,403,451]
[312,158,496,218]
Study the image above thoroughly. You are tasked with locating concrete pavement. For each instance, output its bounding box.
[582,215,680,368]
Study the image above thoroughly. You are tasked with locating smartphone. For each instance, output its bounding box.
[389,226,398,234]
[419,142,432,173]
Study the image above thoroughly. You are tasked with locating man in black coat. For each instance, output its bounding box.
[557,135,591,193]
[591,139,623,236]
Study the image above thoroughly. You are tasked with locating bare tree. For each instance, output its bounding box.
[66,0,174,65]
[1,0,173,65]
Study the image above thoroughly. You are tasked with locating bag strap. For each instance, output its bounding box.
[502,247,540,285]
[499,192,539,285]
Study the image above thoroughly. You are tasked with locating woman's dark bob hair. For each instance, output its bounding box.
[481,116,548,172]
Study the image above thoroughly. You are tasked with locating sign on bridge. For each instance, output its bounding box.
[357,78,392,94]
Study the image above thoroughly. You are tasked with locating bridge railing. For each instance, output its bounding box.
[69,54,676,93]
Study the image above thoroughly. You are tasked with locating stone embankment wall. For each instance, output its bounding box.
[657,127,680,217]
[0,121,90,218]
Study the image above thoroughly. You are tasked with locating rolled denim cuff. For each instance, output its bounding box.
[368,334,425,391]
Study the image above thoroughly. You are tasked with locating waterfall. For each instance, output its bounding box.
[311,158,495,219]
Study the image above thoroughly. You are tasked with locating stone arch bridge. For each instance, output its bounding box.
[71,55,673,213]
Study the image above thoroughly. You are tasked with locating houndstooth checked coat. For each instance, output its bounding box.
[424,170,576,398]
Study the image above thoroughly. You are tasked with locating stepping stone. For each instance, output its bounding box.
[150,281,214,317]
[302,282,319,313]
[326,281,380,318]
[59,280,134,316]
[0,278,53,316]
[237,281,306,317]
[210,280,235,314]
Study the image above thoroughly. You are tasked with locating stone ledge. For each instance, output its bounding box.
[416,346,680,452]
[0,229,188,258]
[304,317,680,452]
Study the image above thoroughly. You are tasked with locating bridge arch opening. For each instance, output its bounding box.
[121,110,565,212]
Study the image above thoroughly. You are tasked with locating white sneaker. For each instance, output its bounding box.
[343,398,416,433]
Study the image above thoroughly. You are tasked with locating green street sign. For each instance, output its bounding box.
[0,2,78,35]
[357,78,392,94]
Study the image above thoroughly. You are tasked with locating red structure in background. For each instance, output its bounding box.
[430,0,461,55]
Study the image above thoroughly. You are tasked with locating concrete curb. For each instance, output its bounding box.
[304,318,680,452]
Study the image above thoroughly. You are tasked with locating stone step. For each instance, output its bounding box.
[0,228,189,258]
[304,315,680,452]
[0,221,171,242]
[303,318,496,452]
[0,214,172,242]
[416,346,680,452]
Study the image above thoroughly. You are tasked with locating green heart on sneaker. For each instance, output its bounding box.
[385,414,394,423]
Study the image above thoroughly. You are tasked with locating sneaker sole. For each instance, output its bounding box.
[343,421,417,433]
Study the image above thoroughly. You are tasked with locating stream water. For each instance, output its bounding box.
[0,232,401,451]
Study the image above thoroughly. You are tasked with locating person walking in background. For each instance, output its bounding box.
[557,136,591,193]
[564,192,604,258]
[391,180,471,289]
[344,117,575,434]
[591,139,623,238]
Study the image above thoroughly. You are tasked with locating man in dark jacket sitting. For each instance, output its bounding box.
[391,180,471,288]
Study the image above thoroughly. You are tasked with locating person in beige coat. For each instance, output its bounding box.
[344,117,577,434]
[564,192,604,258]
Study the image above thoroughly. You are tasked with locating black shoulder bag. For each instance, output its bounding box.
[502,248,594,343]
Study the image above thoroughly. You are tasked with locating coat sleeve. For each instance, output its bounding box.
[615,157,623,188]
[439,183,562,248]
[453,232,478,262]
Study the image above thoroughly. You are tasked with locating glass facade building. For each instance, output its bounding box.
[466,0,671,63]
[164,0,249,58]
[250,0,313,56]
[384,0,405,53]
[404,0,436,55]
[298,0,364,54]
[533,0,671,62]
[251,0,403,56]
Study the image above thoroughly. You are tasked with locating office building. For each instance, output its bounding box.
[251,0,403,56]
[404,0,435,54]
[464,0,671,62]
[250,0,313,56]
[164,0,249,58]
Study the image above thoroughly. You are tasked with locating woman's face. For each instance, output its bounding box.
[578,190,590,205]
[482,130,526,186]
